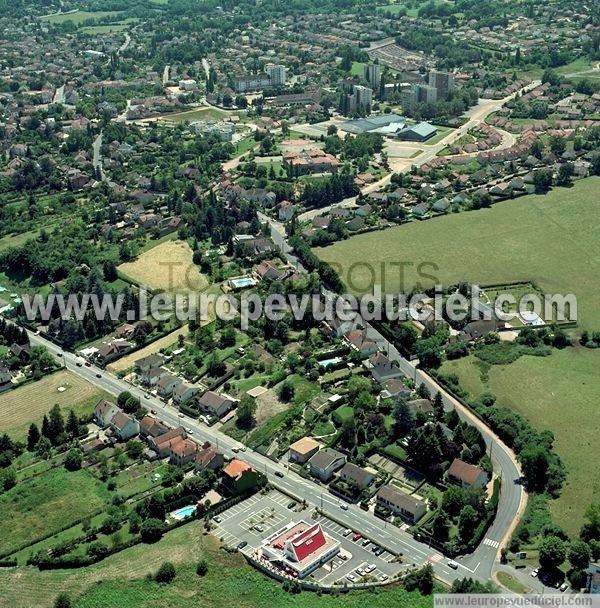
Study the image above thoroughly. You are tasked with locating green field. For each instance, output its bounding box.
[160,107,228,124]
[0,518,433,608]
[40,10,123,24]
[0,468,110,556]
[315,177,600,329]
[440,347,600,536]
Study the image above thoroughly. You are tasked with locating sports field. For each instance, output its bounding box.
[0,370,108,441]
[118,240,209,293]
[40,10,122,24]
[315,177,600,329]
[440,347,600,537]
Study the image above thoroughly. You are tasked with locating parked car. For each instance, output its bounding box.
[212,515,222,523]
[352,532,362,542]
[531,568,539,578]
[560,583,569,592]
[237,541,247,550]
[343,529,352,537]
[355,567,365,576]
[287,501,297,509]
[346,574,357,583]
[365,564,376,573]
[379,574,389,582]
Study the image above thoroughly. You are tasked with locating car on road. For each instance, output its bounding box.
[346,574,357,583]
[287,501,297,509]
[95,373,102,378]
[448,560,459,570]
[342,528,352,537]
[240,446,246,451]
[150,409,157,415]
[531,568,539,578]
[559,583,569,592]
[178,413,184,418]
[212,515,222,523]
[76,362,82,367]
[232,447,239,453]
[339,503,348,510]
[274,471,284,478]
[237,541,247,550]
[57,352,63,357]
[186,428,193,433]
[352,532,362,542]
[144,394,150,399]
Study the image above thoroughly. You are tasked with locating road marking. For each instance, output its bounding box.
[483,538,500,549]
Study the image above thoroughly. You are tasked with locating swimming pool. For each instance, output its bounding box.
[319,357,342,368]
[230,277,255,289]
[171,505,196,520]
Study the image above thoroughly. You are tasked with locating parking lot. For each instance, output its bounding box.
[212,490,406,585]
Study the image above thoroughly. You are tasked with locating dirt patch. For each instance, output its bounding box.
[254,388,289,425]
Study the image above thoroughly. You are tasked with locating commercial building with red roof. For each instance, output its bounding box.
[260,521,339,578]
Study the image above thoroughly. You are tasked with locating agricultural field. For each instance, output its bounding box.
[440,347,600,536]
[315,177,600,329]
[0,467,110,556]
[0,520,431,608]
[118,240,209,293]
[0,370,109,441]
[107,325,189,373]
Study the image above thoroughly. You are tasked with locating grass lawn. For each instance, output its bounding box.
[118,240,209,293]
[0,229,41,252]
[0,520,432,608]
[496,572,532,593]
[0,468,110,556]
[315,177,600,329]
[40,10,122,24]
[440,347,600,537]
[0,370,110,441]
[159,107,227,124]
[351,61,366,77]
[422,125,454,145]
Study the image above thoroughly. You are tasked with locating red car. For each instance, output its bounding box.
[352,532,362,542]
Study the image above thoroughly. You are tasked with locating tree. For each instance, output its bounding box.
[140,518,164,543]
[35,436,52,459]
[549,135,566,156]
[519,444,550,492]
[237,395,257,429]
[196,559,208,576]
[47,404,65,444]
[556,162,574,186]
[155,561,176,583]
[458,504,478,541]
[433,392,444,421]
[442,486,467,517]
[54,593,72,608]
[64,448,83,471]
[404,563,434,594]
[532,168,553,194]
[392,398,414,436]
[569,540,591,571]
[66,410,80,438]
[279,380,295,402]
[539,535,567,570]
[27,423,40,451]
[126,440,145,459]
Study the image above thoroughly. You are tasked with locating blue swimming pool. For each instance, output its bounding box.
[231,277,255,289]
[171,505,196,520]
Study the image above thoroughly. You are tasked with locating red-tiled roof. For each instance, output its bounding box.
[289,523,327,562]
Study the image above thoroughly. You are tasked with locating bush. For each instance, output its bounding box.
[155,561,176,583]
[64,448,83,472]
[196,559,208,576]
[54,594,72,608]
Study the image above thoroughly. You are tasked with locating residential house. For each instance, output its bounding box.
[197,391,235,419]
[447,458,488,489]
[412,202,430,218]
[408,398,434,417]
[308,448,347,482]
[157,374,181,399]
[222,459,260,495]
[168,437,198,467]
[278,200,297,222]
[110,411,140,441]
[195,441,224,472]
[95,339,132,365]
[338,462,374,490]
[0,365,12,392]
[135,353,167,375]
[322,314,361,339]
[587,563,600,594]
[461,319,501,341]
[94,399,120,428]
[376,485,427,523]
[172,382,200,405]
[139,415,168,438]
[288,437,321,464]
[380,378,411,400]
[149,427,187,457]
[143,366,170,387]
[343,328,378,357]
[366,352,403,383]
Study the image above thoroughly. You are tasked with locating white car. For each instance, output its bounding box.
[339,503,348,511]
[342,528,352,537]
[559,582,569,592]
[346,574,357,583]
[355,567,365,576]
[531,568,539,578]
[178,413,184,418]
[365,564,376,573]
[379,574,389,582]
[212,515,222,523]
[448,560,459,570]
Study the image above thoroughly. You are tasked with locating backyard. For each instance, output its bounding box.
[315,177,600,329]
[440,346,600,536]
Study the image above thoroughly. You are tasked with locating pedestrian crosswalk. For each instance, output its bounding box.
[483,538,500,549]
